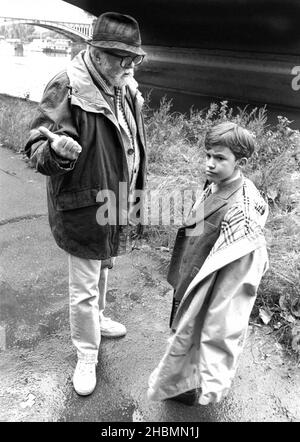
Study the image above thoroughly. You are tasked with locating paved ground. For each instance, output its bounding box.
[0,146,300,422]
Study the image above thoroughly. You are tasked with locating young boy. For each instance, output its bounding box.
[147,122,269,406]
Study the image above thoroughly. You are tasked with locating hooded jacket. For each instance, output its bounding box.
[24,51,147,260]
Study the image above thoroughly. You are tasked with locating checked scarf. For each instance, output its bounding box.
[209,178,268,255]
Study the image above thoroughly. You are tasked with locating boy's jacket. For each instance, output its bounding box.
[167,175,251,326]
[147,176,269,405]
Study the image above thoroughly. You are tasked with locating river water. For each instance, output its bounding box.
[1,40,299,127]
[0,41,73,102]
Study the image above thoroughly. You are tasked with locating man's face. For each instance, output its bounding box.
[94,49,135,88]
[205,145,240,184]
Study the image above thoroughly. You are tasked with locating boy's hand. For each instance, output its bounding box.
[38,126,82,160]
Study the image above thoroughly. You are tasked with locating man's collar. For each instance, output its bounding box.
[83,49,115,96]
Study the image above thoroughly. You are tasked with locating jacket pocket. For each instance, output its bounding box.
[55,188,100,211]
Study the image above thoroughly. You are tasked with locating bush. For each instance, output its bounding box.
[145,98,300,208]
[144,97,300,357]
[0,95,37,152]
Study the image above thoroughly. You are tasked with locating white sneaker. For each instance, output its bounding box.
[99,313,127,338]
[73,360,97,396]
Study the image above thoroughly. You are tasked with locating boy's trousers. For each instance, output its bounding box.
[68,254,108,363]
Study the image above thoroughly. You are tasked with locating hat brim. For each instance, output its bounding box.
[88,40,146,56]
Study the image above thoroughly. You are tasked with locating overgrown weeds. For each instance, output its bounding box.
[0,95,37,151]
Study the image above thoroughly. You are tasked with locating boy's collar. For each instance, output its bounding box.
[184,175,244,227]
[210,172,243,199]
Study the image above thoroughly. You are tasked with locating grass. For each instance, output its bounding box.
[0,95,37,151]
[0,93,299,357]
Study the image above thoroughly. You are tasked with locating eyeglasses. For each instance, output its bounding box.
[103,49,144,68]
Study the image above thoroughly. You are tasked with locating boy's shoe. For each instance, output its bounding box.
[99,313,127,338]
[73,360,97,396]
[168,388,201,406]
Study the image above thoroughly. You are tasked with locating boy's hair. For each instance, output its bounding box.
[204,122,255,159]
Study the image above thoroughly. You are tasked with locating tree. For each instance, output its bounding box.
[0,24,36,41]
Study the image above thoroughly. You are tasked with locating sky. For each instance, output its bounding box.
[0,0,93,23]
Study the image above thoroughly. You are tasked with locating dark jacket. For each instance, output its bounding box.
[24,51,147,260]
[167,176,244,326]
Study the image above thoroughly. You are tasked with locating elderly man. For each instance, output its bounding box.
[25,12,147,396]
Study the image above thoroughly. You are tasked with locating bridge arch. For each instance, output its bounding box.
[0,17,93,42]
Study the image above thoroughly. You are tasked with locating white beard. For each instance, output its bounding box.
[114,72,136,89]
[124,74,138,90]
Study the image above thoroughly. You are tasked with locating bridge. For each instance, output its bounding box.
[0,17,93,42]
[1,2,299,125]
[63,0,300,125]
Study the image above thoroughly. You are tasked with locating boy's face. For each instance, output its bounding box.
[205,145,244,184]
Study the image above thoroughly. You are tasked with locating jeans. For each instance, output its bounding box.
[68,254,109,363]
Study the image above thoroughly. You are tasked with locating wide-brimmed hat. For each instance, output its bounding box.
[88,12,146,56]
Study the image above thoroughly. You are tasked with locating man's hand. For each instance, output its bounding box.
[38,126,82,160]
